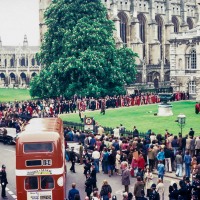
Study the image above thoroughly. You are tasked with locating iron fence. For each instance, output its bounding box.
[63,121,145,138]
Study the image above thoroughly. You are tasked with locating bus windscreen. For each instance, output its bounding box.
[24,143,53,153]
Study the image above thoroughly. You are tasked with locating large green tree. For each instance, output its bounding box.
[30,0,137,98]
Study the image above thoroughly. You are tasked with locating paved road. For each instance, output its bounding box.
[0,143,179,200]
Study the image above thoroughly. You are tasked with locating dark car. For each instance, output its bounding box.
[0,127,17,144]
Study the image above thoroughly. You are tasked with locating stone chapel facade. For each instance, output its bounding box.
[0,35,40,87]
[38,0,200,99]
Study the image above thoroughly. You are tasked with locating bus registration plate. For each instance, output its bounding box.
[43,159,52,166]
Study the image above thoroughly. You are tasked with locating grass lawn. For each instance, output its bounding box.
[60,101,200,136]
[0,88,31,102]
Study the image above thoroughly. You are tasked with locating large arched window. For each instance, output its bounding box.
[21,58,25,66]
[155,15,163,43]
[10,58,14,67]
[187,18,193,30]
[164,71,170,82]
[187,49,196,69]
[31,72,37,78]
[10,73,16,84]
[155,15,163,59]
[147,72,153,82]
[118,13,127,44]
[20,72,26,84]
[172,16,179,33]
[138,13,146,58]
[31,58,35,66]
[0,73,5,83]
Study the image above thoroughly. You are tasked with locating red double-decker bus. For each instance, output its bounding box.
[16,118,67,200]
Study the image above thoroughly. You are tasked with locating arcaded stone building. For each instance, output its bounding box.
[0,35,40,87]
[39,0,200,99]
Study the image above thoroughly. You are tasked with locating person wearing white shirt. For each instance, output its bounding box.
[92,148,101,172]
[113,127,120,138]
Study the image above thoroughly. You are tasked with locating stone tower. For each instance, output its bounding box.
[39,0,52,44]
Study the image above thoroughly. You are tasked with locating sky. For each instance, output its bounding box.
[0,0,39,46]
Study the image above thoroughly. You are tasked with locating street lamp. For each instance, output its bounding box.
[177,113,186,135]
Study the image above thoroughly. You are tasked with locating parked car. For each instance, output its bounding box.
[0,127,17,144]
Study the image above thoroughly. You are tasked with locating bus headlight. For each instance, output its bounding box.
[57,176,63,187]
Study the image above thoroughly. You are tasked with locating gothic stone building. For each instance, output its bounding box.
[0,35,40,87]
[39,0,200,99]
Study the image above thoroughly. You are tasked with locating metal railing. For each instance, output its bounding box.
[63,121,146,138]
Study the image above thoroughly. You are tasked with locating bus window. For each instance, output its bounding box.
[24,143,53,153]
[26,160,42,166]
[41,176,54,189]
[25,177,38,190]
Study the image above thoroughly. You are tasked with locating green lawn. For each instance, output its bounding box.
[60,101,200,136]
[0,88,31,102]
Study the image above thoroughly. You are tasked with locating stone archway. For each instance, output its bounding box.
[20,72,27,85]
[10,73,16,85]
[0,73,6,85]
[31,72,37,78]
[153,72,160,89]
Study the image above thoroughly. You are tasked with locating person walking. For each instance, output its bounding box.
[156,148,165,163]
[156,178,164,200]
[0,165,8,199]
[157,160,165,181]
[90,164,97,189]
[133,176,145,200]
[149,184,160,200]
[115,150,121,175]
[68,183,80,200]
[148,145,155,172]
[175,151,183,177]
[100,180,112,200]
[85,173,93,199]
[121,161,130,193]
[144,167,153,197]
[195,136,200,155]
[69,147,76,173]
[92,148,100,173]
[184,151,192,178]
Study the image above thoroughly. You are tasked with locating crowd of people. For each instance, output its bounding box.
[65,126,200,200]
[0,91,188,120]
[0,91,198,200]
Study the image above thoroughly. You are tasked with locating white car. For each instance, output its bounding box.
[0,127,17,144]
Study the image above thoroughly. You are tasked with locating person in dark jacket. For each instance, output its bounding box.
[178,180,187,200]
[90,164,97,189]
[108,149,116,177]
[70,147,76,173]
[185,177,192,200]
[149,183,160,200]
[133,176,145,200]
[84,159,91,178]
[100,180,112,200]
[68,183,80,200]
[85,173,93,198]
[0,165,8,199]
[169,183,179,200]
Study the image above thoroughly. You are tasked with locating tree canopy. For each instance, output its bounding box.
[30,0,137,98]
